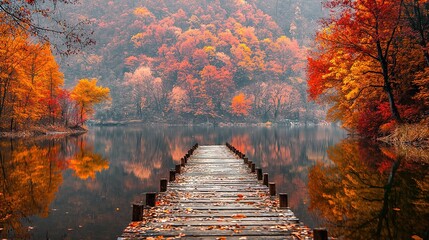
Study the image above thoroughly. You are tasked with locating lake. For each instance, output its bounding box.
[0,125,427,239]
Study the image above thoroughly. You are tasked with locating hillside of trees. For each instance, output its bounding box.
[60,0,327,123]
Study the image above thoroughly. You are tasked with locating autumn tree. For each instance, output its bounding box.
[307,0,429,136]
[231,93,252,116]
[71,78,110,125]
[315,0,404,120]
[0,17,67,130]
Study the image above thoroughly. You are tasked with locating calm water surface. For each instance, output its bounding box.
[0,125,427,239]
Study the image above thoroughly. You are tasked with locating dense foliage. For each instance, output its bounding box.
[308,0,429,137]
[0,14,109,131]
[61,0,325,123]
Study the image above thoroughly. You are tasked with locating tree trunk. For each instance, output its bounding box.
[385,84,402,123]
[377,41,402,123]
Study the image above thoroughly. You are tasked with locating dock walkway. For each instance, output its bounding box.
[119,145,316,239]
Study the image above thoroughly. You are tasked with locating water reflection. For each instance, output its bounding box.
[308,139,429,239]
[0,139,64,239]
[69,139,109,180]
[1,125,347,239]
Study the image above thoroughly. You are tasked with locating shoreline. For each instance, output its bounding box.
[86,119,335,127]
[0,125,88,139]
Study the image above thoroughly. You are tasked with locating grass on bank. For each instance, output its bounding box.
[379,123,429,147]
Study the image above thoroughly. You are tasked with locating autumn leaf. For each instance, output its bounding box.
[231,214,247,219]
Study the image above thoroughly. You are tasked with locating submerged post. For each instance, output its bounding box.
[279,193,288,208]
[160,178,168,192]
[313,228,328,240]
[132,203,144,221]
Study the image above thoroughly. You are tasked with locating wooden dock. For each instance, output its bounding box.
[119,144,323,239]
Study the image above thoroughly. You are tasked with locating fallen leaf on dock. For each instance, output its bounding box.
[231,214,246,219]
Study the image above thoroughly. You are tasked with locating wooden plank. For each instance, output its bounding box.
[119,145,310,240]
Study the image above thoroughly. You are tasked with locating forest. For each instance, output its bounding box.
[1,0,429,139]
[61,0,325,124]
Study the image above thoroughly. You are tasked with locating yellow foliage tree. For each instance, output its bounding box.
[70,78,110,125]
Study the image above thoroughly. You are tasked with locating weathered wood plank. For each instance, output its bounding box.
[119,145,311,240]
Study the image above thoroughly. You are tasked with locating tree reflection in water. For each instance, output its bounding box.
[0,139,64,238]
[69,138,109,180]
[308,139,429,240]
[0,136,109,239]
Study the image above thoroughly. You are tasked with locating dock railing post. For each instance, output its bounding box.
[279,193,288,208]
[256,168,262,180]
[251,163,255,173]
[263,173,269,186]
[269,182,276,196]
[175,164,181,174]
[313,228,328,240]
[132,203,144,221]
[169,169,176,182]
[146,192,157,207]
[160,178,168,192]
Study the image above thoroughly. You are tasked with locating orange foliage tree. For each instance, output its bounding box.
[308,0,428,137]
[0,16,68,131]
[231,93,252,116]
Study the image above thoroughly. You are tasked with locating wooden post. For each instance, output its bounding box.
[251,163,255,173]
[269,182,276,196]
[181,158,186,166]
[256,168,263,180]
[313,228,328,240]
[263,173,269,187]
[279,193,288,208]
[169,169,176,182]
[175,164,181,174]
[146,192,157,207]
[244,157,249,164]
[248,161,252,168]
[132,203,144,221]
[241,154,246,159]
[160,178,168,192]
